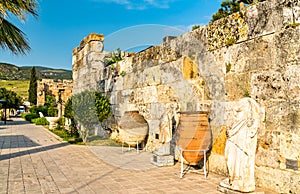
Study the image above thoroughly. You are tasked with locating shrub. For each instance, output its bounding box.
[192,25,200,31]
[29,106,48,116]
[32,117,49,125]
[47,106,58,117]
[24,113,39,122]
[72,90,111,142]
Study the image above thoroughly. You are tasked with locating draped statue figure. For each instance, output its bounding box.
[220,98,260,192]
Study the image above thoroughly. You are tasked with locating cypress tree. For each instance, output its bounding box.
[28,67,37,105]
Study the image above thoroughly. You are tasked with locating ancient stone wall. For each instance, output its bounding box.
[37,79,73,116]
[72,0,300,193]
[72,33,106,94]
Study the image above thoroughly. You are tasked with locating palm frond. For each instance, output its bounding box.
[0,17,30,55]
[0,0,38,21]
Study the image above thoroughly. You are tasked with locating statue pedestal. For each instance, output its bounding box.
[217,185,265,194]
[151,143,174,167]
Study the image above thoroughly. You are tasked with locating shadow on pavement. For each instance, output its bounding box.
[0,135,41,149]
[0,142,68,161]
[0,119,30,126]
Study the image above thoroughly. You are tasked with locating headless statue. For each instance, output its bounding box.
[220,98,260,192]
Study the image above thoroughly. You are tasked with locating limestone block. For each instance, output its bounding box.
[209,101,227,128]
[87,52,105,63]
[123,72,138,90]
[266,100,300,134]
[161,60,183,84]
[157,85,178,103]
[294,3,300,23]
[111,104,121,118]
[280,132,300,160]
[88,41,104,52]
[208,153,228,176]
[207,75,226,101]
[110,91,119,105]
[251,70,286,101]
[168,81,199,109]
[151,154,174,167]
[225,73,251,101]
[264,100,290,132]
[259,131,281,151]
[255,166,300,194]
[211,126,227,155]
[246,0,285,39]
[256,147,281,168]
[113,76,123,91]
[182,57,199,80]
[147,120,160,134]
[207,11,248,50]
[150,103,165,120]
[228,36,276,74]
[105,78,114,92]
[142,66,161,86]
[285,65,300,101]
[275,28,300,67]
[137,104,151,120]
[134,86,158,104]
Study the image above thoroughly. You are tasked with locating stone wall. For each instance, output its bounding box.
[72,33,106,94]
[72,0,300,193]
[37,79,73,116]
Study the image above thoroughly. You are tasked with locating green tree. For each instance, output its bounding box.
[0,88,22,110]
[72,91,111,142]
[0,0,38,55]
[44,95,57,117]
[64,97,79,137]
[64,97,73,119]
[192,25,200,31]
[28,67,37,105]
[211,0,265,22]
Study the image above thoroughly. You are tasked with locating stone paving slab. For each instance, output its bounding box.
[0,118,275,194]
[88,146,157,171]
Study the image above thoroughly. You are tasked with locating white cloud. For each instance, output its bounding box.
[92,0,177,10]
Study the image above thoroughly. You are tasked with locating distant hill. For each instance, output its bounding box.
[0,63,72,80]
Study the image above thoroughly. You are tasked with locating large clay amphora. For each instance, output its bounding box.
[177,111,211,165]
[118,111,148,146]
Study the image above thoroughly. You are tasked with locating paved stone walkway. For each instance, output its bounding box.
[0,118,271,194]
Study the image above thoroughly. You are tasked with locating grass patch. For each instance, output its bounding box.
[86,135,121,146]
[50,129,84,145]
[0,80,29,100]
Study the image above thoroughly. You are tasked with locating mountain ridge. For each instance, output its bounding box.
[0,63,72,80]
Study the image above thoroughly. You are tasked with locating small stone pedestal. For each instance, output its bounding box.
[217,186,265,194]
[151,143,174,167]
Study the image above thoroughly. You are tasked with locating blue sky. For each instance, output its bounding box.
[0,0,221,70]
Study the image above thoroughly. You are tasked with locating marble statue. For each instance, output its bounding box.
[220,98,260,192]
[159,103,179,144]
[155,103,179,156]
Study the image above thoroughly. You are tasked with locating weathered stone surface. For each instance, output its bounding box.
[37,79,73,116]
[208,11,248,50]
[275,27,300,67]
[285,65,300,101]
[151,154,174,167]
[251,70,286,101]
[137,65,161,87]
[72,1,300,193]
[211,126,227,156]
[225,73,251,101]
[255,166,300,194]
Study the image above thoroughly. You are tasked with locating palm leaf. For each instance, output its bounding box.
[0,0,38,20]
[0,17,30,55]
